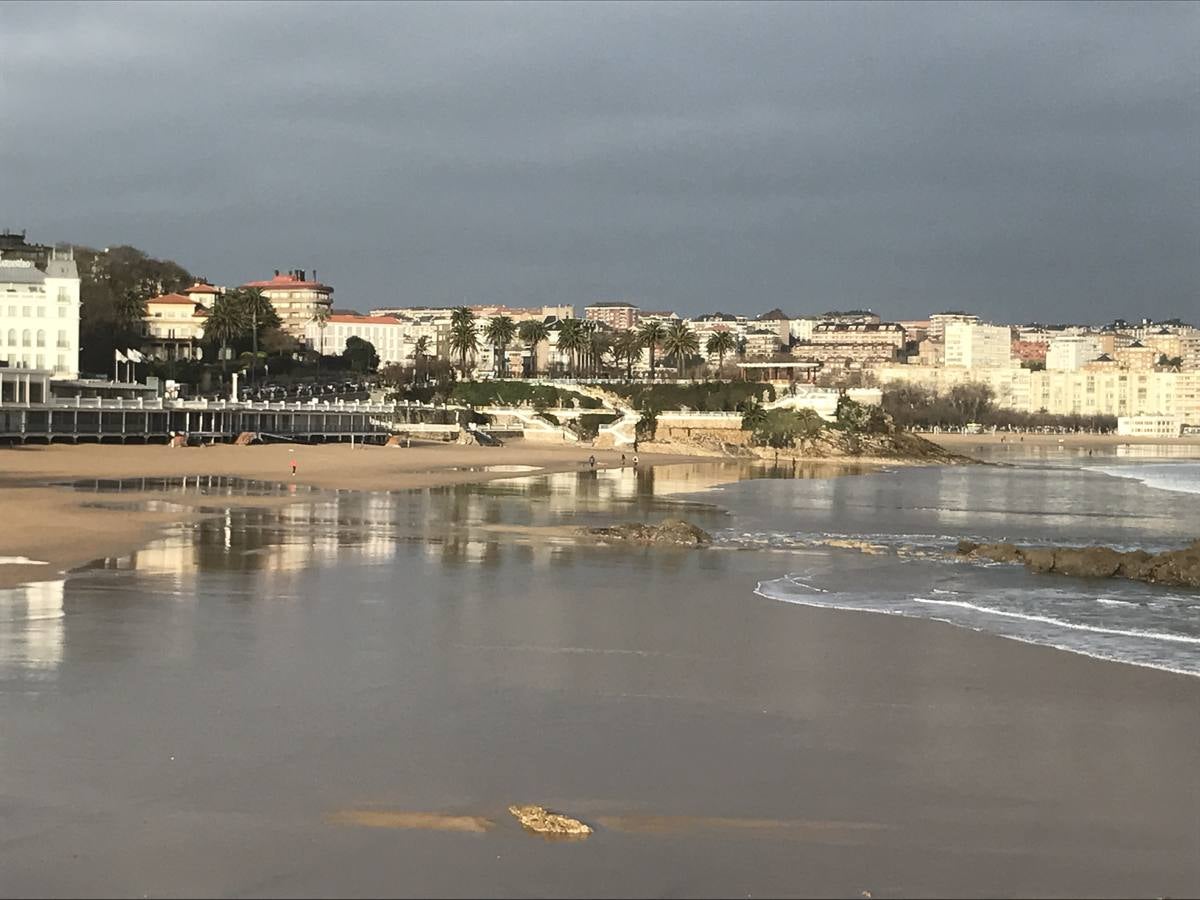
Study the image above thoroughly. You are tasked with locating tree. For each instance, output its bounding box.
[483,315,518,378]
[557,318,586,376]
[310,306,330,378]
[115,288,148,334]
[587,329,611,378]
[637,320,667,379]
[706,331,736,377]
[662,320,699,378]
[518,319,549,377]
[612,329,642,380]
[343,336,380,373]
[203,292,248,372]
[448,306,478,377]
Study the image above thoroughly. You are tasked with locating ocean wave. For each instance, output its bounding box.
[754,576,1200,677]
[1086,462,1200,497]
[908,596,1200,644]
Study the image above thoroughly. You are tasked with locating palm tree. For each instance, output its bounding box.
[448,306,478,377]
[203,293,248,373]
[557,318,586,377]
[706,331,737,377]
[587,329,611,378]
[116,288,148,335]
[411,335,431,383]
[309,305,330,379]
[483,316,518,379]
[517,319,549,378]
[637,319,667,379]
[613,329,641,380]
[663,320,699,379]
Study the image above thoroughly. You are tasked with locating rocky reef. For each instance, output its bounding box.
[583,518,712,547]
[957,539,1200,589]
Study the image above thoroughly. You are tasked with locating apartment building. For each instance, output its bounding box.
[944,322,1013,368]
[584,302,640,330]
[1046,335,1103,371]
[242,269,333,338]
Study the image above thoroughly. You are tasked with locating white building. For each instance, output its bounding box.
[0,250,81,379]
[928,312,980,342]
[944,322,1013,369]
[304,314,410,366]
[1046,335,1103,371]
[1117,415,1183,437]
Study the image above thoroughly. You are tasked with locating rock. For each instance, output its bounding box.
[585,518,711,547]
[1051,546,1125,579]
[954,537,1200,590]
[508,805,592,837]
[1020,548,1057,573]
[968,542,1024,563]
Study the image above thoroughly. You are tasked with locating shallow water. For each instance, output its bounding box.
[703,448,1200,675]
[2,455,1199,896]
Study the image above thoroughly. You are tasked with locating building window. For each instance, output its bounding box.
[21,329,30,347]
[6,329,13,346]
[57,330,68,349]
[36,329,44,347]
[57,288,69,303]
[22,307,30,318]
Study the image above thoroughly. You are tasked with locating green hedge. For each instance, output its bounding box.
[449,381,602,409]
[601,381,775,412]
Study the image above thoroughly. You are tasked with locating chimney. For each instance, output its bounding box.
[274,269,279,277]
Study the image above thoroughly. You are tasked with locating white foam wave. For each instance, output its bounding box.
[908,596,1200,644]
[1086,463,1200,497]
[0,557,48,566]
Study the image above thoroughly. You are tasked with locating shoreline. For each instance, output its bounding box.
[928,432,1200,449]
[0,441,709,591]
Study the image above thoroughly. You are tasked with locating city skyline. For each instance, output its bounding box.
[3,1,1197,322]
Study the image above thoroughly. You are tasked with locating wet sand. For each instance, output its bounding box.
[0,442,701,590]
[0,499,1196,898]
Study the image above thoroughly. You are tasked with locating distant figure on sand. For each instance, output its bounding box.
[291,458,297,476]
[621,453,626,467]
[588,454,595,468]
[633,454,639,468]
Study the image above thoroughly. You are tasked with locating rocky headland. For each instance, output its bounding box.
[957,539,1200,589]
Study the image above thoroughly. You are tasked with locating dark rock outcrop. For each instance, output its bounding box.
[958,539,1200,589]
[584,518,712,547]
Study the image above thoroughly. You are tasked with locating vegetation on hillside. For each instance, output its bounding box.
[603,380,775,412]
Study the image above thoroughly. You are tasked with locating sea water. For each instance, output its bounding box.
[705,453,1200,676]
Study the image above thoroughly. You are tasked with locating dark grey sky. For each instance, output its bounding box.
[2,1,1197,322]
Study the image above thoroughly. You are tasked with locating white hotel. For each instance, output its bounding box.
[0,250,81,378]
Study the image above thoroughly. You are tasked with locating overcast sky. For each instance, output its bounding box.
[2,1,1196,322]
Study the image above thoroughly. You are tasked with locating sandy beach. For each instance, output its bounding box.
[0,441,701,590]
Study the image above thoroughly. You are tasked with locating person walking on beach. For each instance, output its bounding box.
[588,454,596,468]
[633,454,639,468]
[290,452,297,477]
[621,453,626,467]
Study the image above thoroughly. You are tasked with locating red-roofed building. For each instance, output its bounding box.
[143,292,209,360]
[241,269,333,340]
[182,280,222,308]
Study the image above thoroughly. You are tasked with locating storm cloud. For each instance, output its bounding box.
[2,0,1196,321]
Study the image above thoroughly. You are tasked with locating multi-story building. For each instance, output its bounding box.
[819,309,881,326]
[584,302,640,331]
[874,363,1200,424]
[928,312,979,342]
[789,317,819,343]
[1046,335,1103,371]
[242,269,332,339]
[142,291,209,360]
[897,319,931,343]
[304,314,409,367]
[0,246,80,379]
[944,322,1013,368]
[1011,340,1049,366]
[756,309,791,347]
